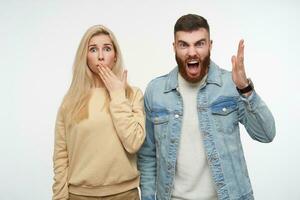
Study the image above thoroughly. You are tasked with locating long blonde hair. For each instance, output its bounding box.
[61,25,132,128]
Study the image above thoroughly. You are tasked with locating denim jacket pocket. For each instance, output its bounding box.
[211,96,238,116]
[150,109,170,141]
[211,96,239,134]
[152,112,169,125]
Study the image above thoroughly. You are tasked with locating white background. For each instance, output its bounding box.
[1,0,299,199]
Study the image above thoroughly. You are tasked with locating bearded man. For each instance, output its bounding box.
[138,14,276,200]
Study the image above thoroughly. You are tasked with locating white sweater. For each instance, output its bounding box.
[171,74,217,200]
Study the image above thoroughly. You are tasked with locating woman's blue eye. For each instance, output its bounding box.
[103,47,112,52]
[89,47,97,52]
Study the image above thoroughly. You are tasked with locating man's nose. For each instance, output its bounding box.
[187,46,197,57]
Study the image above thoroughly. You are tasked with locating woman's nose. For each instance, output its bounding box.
[98,51,104,61]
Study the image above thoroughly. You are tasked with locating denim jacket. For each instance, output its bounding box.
[137,61,276,200]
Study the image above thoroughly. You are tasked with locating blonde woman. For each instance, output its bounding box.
[52,25,145,200]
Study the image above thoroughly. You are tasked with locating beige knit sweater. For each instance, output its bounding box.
[52,87,145,199]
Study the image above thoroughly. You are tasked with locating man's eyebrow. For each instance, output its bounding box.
[177,38,207,44]
[177,40,189,44]
[195,38,207,43]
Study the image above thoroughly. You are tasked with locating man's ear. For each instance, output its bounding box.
[209,40,213,51]
[173,42,176,53]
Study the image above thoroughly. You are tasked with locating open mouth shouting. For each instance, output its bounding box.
[186,59,201,78]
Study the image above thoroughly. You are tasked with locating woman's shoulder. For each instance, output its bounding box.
[131,86,143,94]
[128,86,144,102]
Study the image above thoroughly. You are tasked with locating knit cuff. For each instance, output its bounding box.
[109,89,126,103]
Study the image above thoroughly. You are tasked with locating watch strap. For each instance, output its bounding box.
[236,79,254,94]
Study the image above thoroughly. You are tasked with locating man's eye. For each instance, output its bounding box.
[179,43,188,48]
[196,41,205,47]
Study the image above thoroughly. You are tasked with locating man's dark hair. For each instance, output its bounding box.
[174,14,210,35]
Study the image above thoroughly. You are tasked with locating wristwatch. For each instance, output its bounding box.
[236,78,254,94]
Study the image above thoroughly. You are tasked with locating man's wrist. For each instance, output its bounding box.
[236,78,254,95]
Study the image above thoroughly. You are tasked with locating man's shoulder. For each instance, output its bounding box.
[146,72,170,91]
[219,67,232,81]
[211,61,231,75]
[210,62,233,81]
[220,67,234,81]
[149,74,168,85]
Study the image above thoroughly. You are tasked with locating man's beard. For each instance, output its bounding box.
[176,52,210,83]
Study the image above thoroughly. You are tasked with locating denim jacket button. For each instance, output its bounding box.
[174,114,179,118]
[222,107,227,112]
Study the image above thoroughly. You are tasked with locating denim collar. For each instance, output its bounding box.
[164,60,223,93]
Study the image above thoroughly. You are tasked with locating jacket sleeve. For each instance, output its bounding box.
[137,86,157,200]
[238,91,276,143]
[109,87,146,154]
[52,106,69,200]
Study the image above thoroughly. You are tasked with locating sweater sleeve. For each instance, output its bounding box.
[109,87,146,154]
[52,106,69,200]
